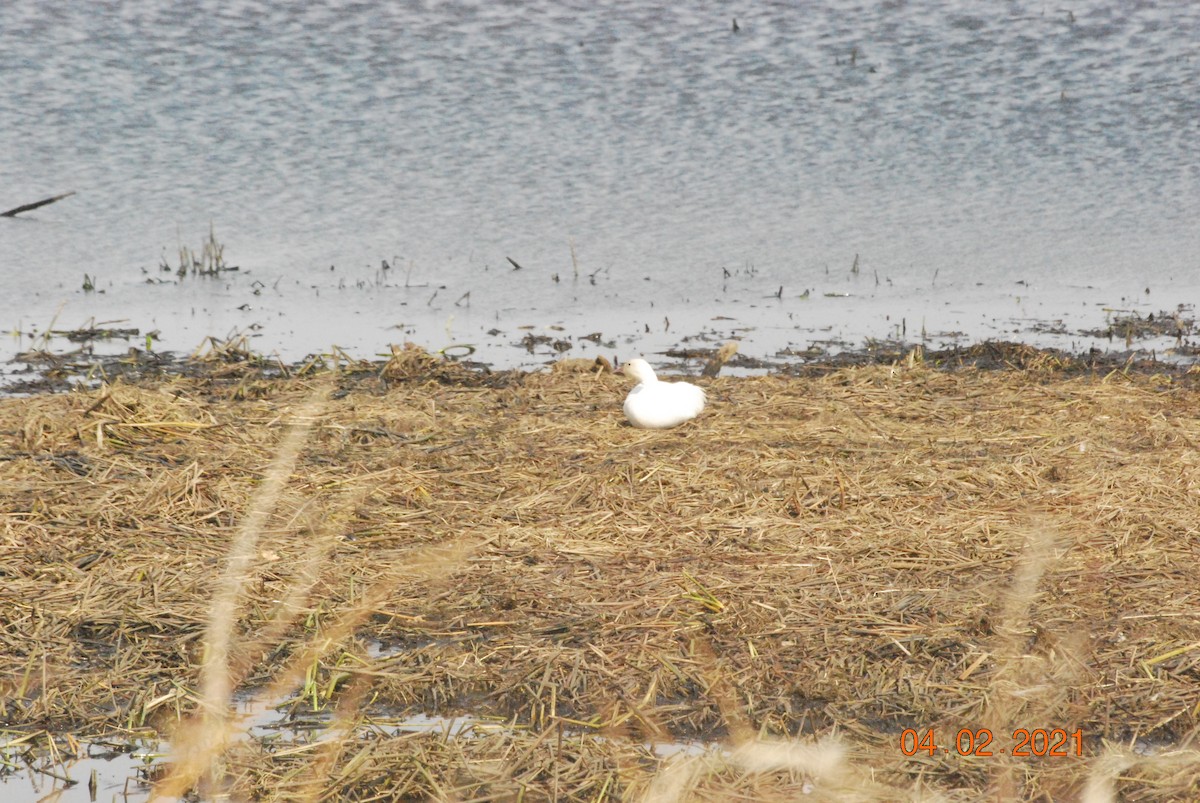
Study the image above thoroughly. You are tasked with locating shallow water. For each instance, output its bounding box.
[0,705,713,801]
[0,739,158,803]
[2,637,710,799]
[1,0,1197,372]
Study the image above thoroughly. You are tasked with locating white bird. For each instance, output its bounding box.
[619,358,706,429]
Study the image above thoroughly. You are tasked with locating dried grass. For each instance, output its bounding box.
[3,349,1200,800]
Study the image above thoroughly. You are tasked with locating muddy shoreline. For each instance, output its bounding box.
[5,302,1199,398]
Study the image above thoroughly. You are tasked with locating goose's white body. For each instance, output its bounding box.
[621,359,706,429]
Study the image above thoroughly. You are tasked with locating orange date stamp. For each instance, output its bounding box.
[900,728,1084,757]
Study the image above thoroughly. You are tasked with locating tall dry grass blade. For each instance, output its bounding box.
[639,753,705,803]
[153,385,330,800]
[1081,745,1200,803]
[983,521,1068,799]
[1080,749,1136,803]
[701,340,739,378]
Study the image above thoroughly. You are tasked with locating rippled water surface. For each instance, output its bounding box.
[1,0,1197,373]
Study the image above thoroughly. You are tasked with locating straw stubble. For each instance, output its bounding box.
[2,352,1200,800]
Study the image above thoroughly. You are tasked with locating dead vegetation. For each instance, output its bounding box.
[3,347,1200,800]
[1079,307,1196,345]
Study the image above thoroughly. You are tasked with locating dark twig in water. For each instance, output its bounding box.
[506,257,524,271]
[1,191,76,218]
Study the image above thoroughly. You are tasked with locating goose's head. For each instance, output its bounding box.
[619,358,658,385]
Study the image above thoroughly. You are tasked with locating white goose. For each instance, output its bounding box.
[619,358,706,429]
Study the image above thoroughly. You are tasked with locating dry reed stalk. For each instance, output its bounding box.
[980,522,1070,799]
[153,384,331,799]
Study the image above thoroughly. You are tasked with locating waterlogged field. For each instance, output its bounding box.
[3,345,1200,800]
